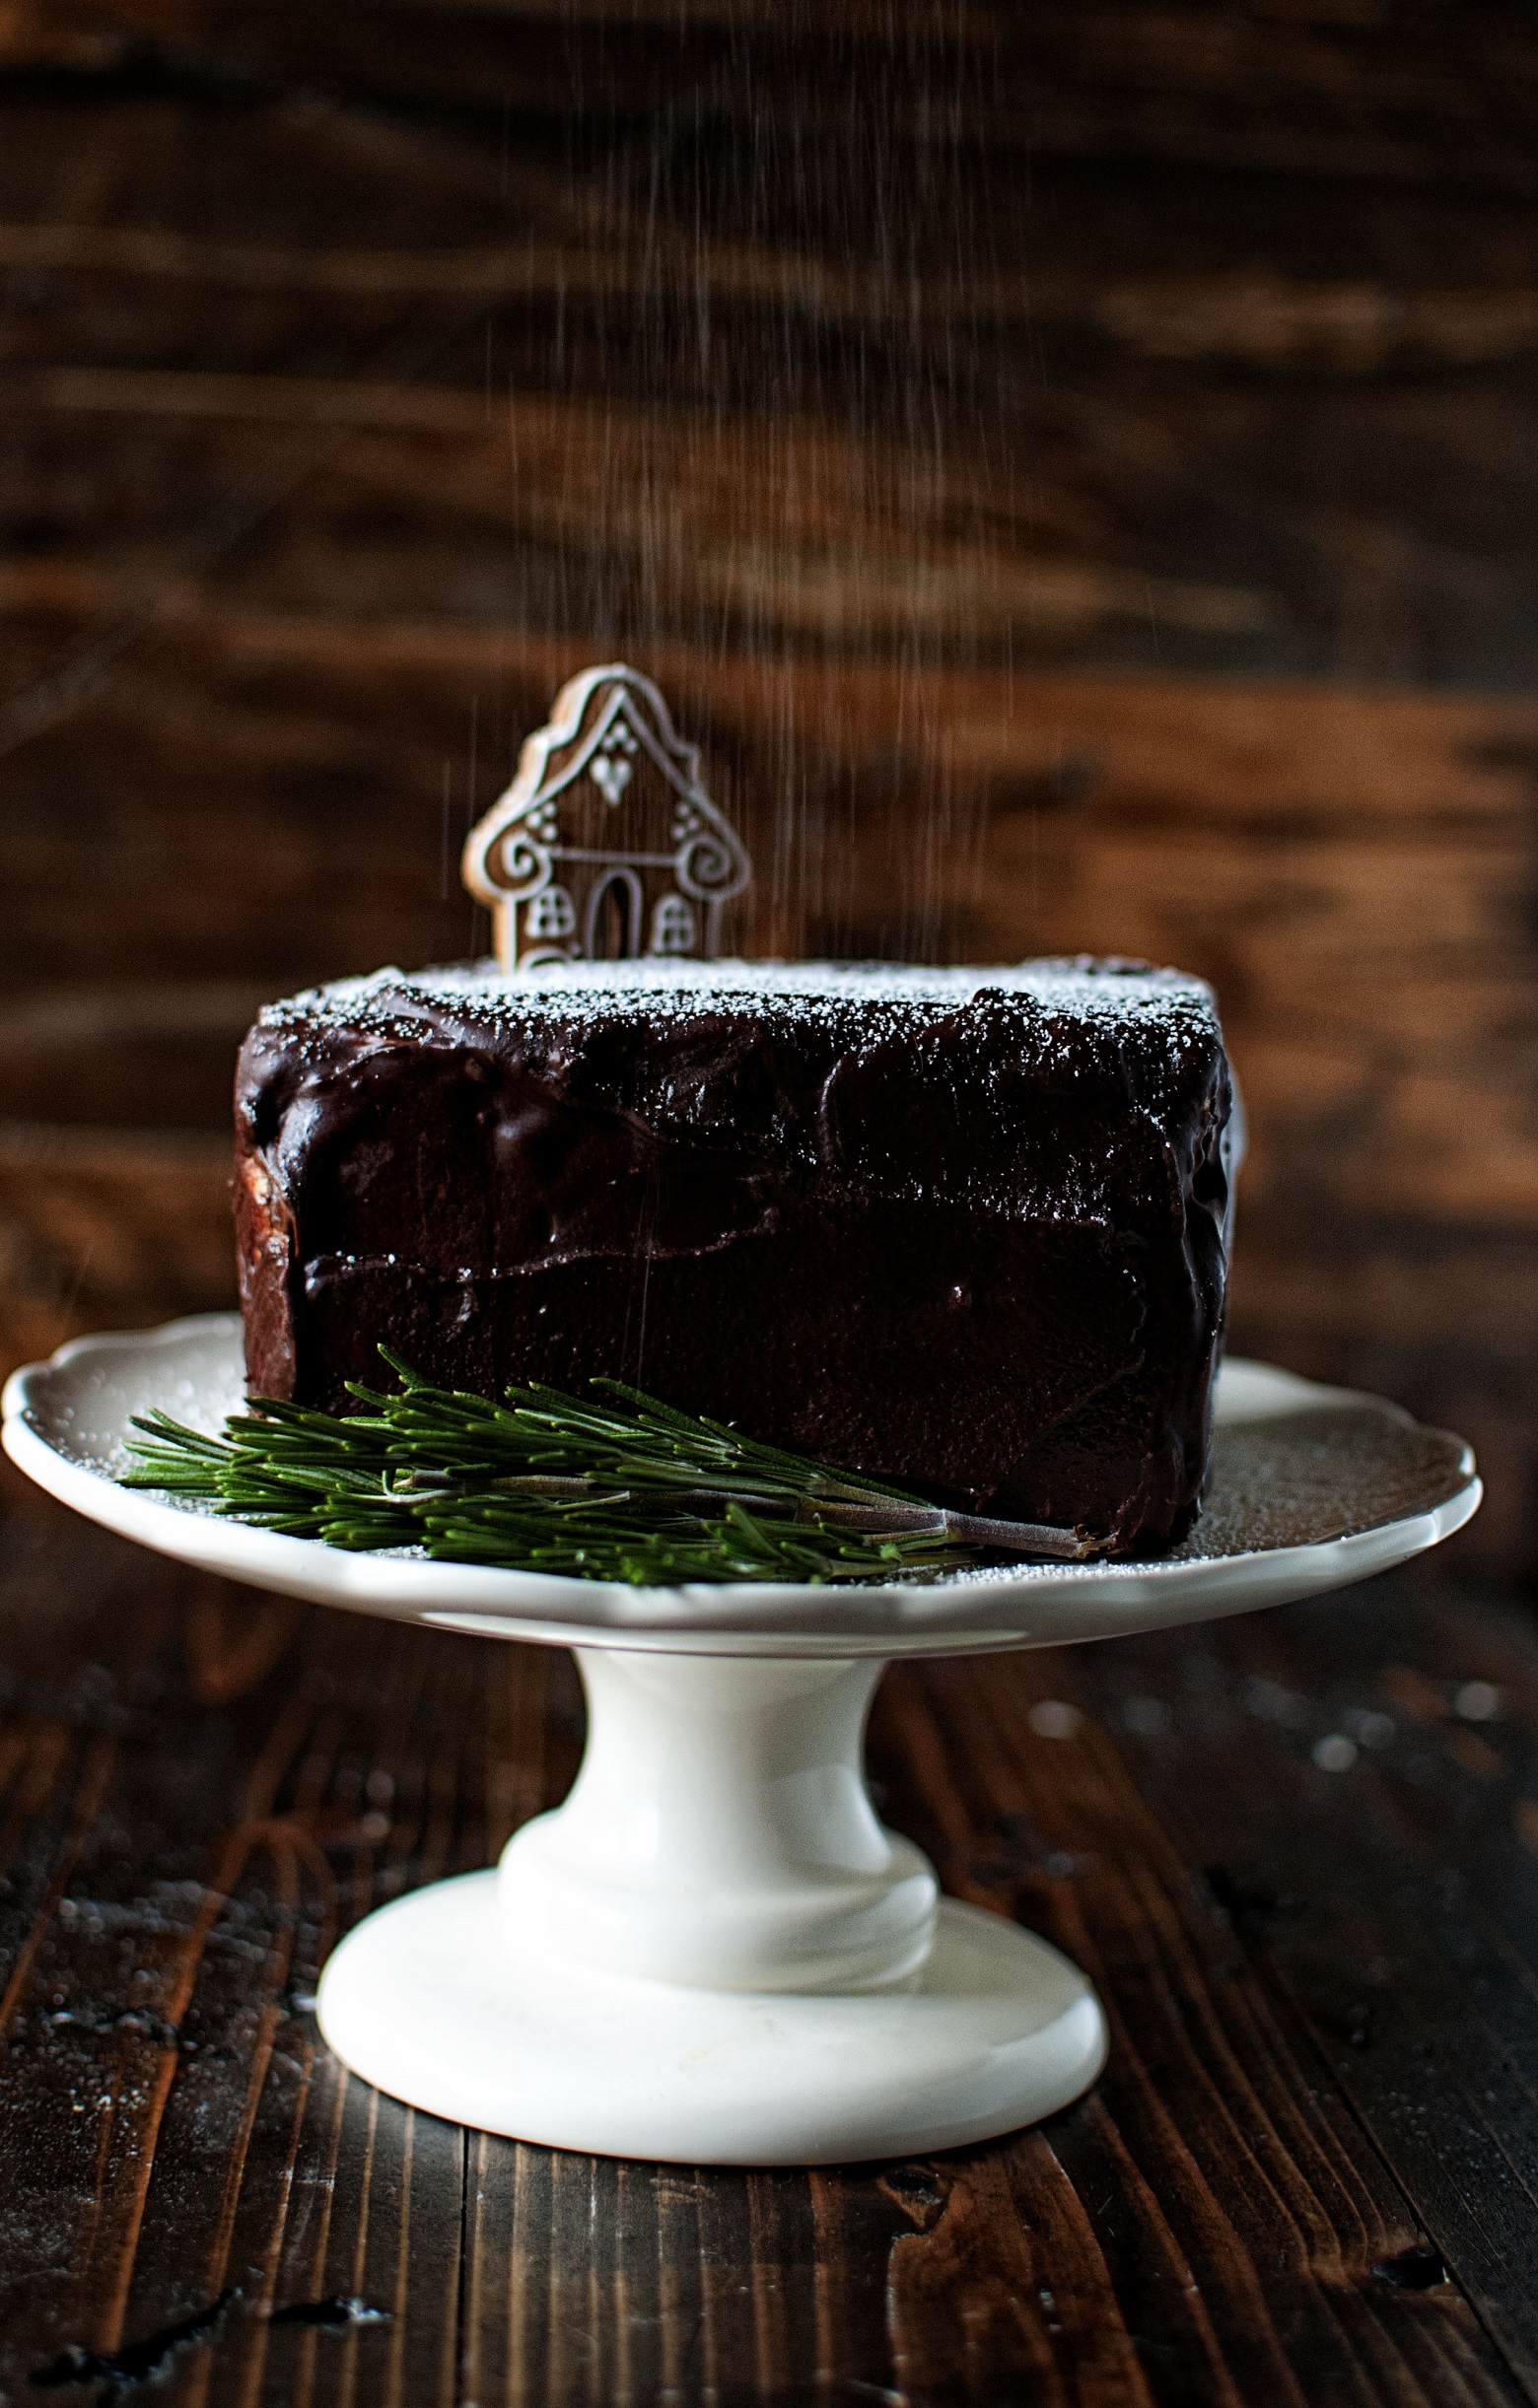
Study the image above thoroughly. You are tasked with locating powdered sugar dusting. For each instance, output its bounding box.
[258,955,1218,1043]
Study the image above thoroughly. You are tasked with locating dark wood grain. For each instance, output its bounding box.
[2,10,1536,2399]
[0,1471,1532,2405]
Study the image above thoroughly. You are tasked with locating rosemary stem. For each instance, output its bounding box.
[121,1352,1096,1585]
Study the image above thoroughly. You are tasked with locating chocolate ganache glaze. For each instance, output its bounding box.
[234,958,1235,1552]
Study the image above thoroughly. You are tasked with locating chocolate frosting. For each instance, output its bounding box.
[234,959,1234,1551]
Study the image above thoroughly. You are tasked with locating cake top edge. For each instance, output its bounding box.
[255,955,1220,1033]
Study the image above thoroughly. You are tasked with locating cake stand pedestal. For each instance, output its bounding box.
[2,1315,1480,2166]
[316,1649,1104,2163]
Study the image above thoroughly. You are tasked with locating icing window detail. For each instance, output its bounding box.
[526,883,577,939]
[649,894,697,955]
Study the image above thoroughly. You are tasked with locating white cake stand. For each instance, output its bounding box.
[3,1314,1478,2166]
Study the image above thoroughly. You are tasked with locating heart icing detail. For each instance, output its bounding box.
[590,755,632,804]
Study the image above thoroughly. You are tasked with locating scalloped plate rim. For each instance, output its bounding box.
[1,1312,1481,1660]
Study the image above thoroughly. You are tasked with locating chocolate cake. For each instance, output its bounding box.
[234,958,1236,1553]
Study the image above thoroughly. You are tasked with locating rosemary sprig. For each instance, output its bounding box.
[121,1351,1095,1586]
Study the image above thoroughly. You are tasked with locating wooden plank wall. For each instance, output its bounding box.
[1,2,1535,1577]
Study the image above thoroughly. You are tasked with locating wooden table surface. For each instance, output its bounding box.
[3,13,1536,2399]
[2,1476,1536,2407]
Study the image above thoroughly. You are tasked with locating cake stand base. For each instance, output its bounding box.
[317,1647,1106,2163]
[315,1878,1105,2166]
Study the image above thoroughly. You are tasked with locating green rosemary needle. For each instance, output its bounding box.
[121,1350,1094,1585]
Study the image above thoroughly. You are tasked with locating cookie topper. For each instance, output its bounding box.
[462,664,753,973]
